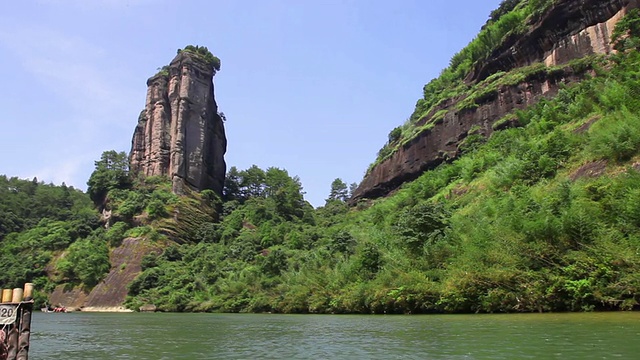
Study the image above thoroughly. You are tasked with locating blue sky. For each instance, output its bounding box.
[0,0,501,207]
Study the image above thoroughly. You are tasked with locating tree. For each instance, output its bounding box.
[388,126,402,143]
[488,0,520,23]
[612,9,640,52]
[223,166,242,201]
[56,235,110,287]
[240,165,266,198]
[394,201,450,254]
[326,178,348,203]
[264,167,306,219]
[348,182,358,198]
[87,151,132,205]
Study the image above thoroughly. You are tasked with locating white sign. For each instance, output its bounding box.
[0,305,17,325]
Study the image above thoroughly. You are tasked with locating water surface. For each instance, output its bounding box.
[30,312,640,359]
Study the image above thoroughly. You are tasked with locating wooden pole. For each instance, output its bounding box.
[6,321,18,360]
[16,303,31,360]
[22,285,33,301]
[0,284,35,360]
[0,329,7,360]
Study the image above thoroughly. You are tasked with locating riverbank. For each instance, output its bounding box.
[78,306,133,313]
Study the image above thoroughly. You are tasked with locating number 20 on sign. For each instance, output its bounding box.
[0,304,17,325]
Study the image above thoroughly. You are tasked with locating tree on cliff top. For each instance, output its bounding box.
[178,45,221,73]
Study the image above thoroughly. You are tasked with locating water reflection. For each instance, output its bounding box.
[31,312,640,359]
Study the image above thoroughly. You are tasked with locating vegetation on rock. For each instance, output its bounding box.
[178,45,221,73]
[121,10,640,313]
[2,8,640,314]
[367,0,588,172]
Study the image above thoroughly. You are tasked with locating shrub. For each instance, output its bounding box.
[105,221,128,246]
[589,111,640,162]
[147,199,168,219]
[58,237,110,287]
[178,45,221,73]
[388,127,402,143]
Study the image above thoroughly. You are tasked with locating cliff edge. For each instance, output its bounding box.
[351,0,639,203]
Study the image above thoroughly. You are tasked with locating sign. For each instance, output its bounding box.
[0,305,17,325]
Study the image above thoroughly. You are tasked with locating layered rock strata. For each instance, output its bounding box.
[351,0,639,203]
[48,238,161,311]
[130,51,227,195]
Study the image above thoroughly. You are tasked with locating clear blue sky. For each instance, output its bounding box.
[0,0,501,207]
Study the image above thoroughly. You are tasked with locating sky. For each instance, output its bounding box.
[0,0,502,207]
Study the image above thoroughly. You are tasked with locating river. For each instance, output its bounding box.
[30,312,640,359]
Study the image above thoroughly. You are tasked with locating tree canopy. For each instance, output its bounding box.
[87,150,132,205]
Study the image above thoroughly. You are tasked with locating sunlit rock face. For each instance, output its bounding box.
[351,0,639,203]
[130,51,227,195]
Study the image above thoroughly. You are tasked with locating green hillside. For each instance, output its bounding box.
[1,3,639,313]
[122,8,640,313]
[371,0,558,170]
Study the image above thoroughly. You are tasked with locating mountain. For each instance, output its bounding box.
[118,0,640,313]
[47,47,229,311]
[130,46,227,196]
[352,0,637,202]
[4,1,640,313]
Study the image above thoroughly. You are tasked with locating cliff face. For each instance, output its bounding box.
[130,51,227,195]
[49,238,162,311]
[352,0,638,203]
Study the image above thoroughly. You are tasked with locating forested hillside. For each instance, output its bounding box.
[0,175,103,301]
[1,1,639,313]
[123,5,640,313]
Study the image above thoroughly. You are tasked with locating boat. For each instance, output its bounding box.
[40,304,66,313]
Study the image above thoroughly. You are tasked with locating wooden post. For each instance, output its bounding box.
[1,290,12,304]
[16,303,31,360]
[6,322,18,360]
[11,290,22,304]
[21,285,33,301]
[0,284,33,360]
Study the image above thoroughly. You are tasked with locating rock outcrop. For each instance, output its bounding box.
[351,0,639,203]
[130,51,227,195]
[48,238,161,311]
[470,0,635,82]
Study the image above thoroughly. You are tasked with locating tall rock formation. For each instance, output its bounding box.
[351,0,639,203]
[130,50,227,195]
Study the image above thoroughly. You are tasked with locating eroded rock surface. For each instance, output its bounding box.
[130,51,227,195]
[49,238,161,310]
[351,0,638,203]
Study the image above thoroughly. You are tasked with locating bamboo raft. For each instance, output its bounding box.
[0,283,34,360]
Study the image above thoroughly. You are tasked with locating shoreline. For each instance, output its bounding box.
[78,306,134,313]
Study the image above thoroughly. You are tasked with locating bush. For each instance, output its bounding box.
[395,201,450,254]
[178,45,221,73]
[388,127,402,143]
[589,111,640,162]
[58,237,110,287]
[105,221,128,246]
[147,199,168,219]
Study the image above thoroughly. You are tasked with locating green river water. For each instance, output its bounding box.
[29,312,640,359]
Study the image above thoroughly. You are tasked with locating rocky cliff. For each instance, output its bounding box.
[49,238,162,311]
[130,50,227,195]
[351,0,639,203]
